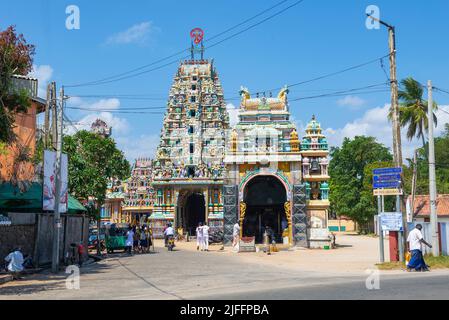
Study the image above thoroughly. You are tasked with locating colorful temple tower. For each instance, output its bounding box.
[300,116,330,247]
[122,158,155,228]
[223,88,331,248]
[151,54,230,237]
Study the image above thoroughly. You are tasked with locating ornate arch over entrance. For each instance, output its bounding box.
[240,175,290,243]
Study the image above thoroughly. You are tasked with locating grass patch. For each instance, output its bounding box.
[376,255,449,270]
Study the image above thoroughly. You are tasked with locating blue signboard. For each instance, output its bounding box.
[373,174,401,182]
[372,167,402,189]
[373,181,401,189]
[373,167,402,175]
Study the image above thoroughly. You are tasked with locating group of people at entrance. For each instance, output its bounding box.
[125,225,153,254]
[195,222,210,251]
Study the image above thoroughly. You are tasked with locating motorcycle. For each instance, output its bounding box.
[167,235,175,251]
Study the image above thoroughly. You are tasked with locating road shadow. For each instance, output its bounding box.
[0,261,114,297]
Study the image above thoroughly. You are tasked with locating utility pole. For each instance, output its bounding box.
[410,149,418,221]
[367,14,404,262]
[44,84,51,149]
[51,85,65,273]
[51,82,58,150]
[427,81,440,256]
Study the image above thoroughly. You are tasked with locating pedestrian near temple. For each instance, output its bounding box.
[133,226,139,252]
[196,222,203,251]
[406,224,433,272]
[139,226,148,254]
[232,222,240,251]
[202,223,210,252]
[125,226,134,255]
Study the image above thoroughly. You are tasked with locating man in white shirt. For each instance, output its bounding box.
[202,223,210,251]
[406,224,432,272]
[4,247,24,279]
[232,223,240,249]
[164,224,175,237]
[125,227,134,255]
[196,222,203,251]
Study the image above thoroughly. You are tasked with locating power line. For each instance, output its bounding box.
[204,0,305,52]
[67,109,165,114]
[64,0,304,88]
[204,0,290,43]
[289,82,390,102]
[434,86,449,96]
[227,53,392,100]
[66,106,166,111]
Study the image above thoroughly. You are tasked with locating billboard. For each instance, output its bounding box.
[43,150,68,213]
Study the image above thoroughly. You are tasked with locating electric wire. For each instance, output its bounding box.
[64,0,304,88]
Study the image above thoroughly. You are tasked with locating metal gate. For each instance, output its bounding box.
[292,184,308,247]
[223,185,238,246]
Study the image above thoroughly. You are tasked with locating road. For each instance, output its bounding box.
[1,235,448,300]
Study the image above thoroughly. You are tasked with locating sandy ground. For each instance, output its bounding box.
[175,232,393,274]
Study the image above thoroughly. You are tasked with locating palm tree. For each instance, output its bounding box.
[393,77,438,148]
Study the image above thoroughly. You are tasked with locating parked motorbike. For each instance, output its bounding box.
[208,229,224,244]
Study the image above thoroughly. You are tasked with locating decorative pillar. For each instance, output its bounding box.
[204,188,209,223]
[239,201,246,238]
[284,201,293,245]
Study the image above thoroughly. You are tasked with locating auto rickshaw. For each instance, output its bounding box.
[104,223,129,253]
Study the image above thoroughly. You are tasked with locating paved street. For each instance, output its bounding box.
[1,234,448,300]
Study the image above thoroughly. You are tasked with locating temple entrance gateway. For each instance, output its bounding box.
[242,176,288,243]
[178,192,206,237]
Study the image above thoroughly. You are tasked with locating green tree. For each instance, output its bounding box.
[63,130,130,220]
[403,123,449,196]
[0,25,35,144]
[394,77,438,148]
[329,136,393,233]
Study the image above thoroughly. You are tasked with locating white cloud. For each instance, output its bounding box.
[64,97,128,136]
[88,98,120,110]
[105,21,159,46]
[324,104,449,160]
[226,103,239,127]
[115,134,160,161]
[337,95,366,109]
[64,111,130,136]
[29,64,53,98]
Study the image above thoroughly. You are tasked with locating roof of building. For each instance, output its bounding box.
[408,194,449,217]
[0,182,87,214]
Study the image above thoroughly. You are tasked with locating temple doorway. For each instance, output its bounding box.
[178,192,206,237]
[243,176,287,243]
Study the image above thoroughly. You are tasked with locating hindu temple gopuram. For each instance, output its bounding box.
[222,87,331,248]
[150,53,230,238]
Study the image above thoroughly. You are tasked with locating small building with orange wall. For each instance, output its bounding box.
[0,75,46,182]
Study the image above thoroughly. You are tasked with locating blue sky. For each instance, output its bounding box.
[2,0,449,161]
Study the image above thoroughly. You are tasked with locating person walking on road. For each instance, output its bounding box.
[232,222,240,250]
[139,226,148,254]
[406,224,433,272]
[196,222,203,251]
[202,223,210,252]
[125,227,134,255]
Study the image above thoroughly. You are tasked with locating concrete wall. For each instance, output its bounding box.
[328,219,357,232]
[1,212,89,267]
[35,213,89,266]
[0,225,36,260]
